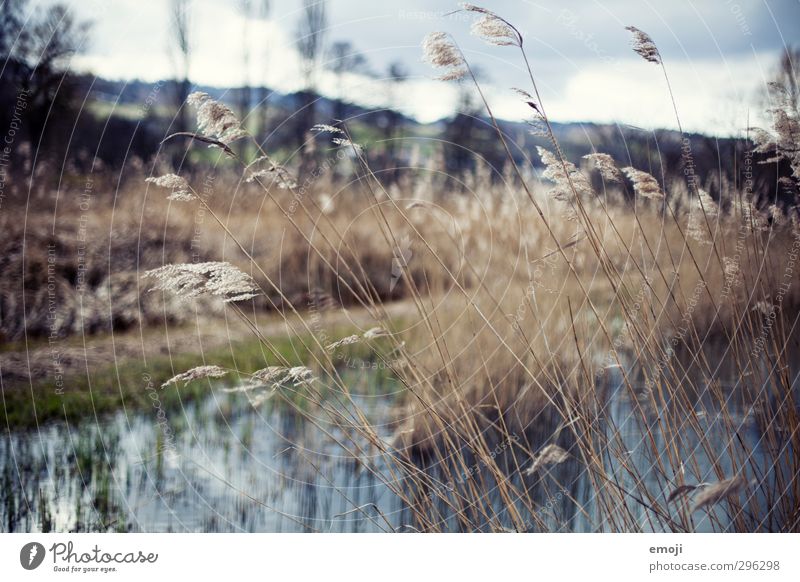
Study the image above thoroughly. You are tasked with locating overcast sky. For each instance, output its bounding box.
[32,0,800,136]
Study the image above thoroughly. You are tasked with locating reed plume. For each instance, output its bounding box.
[145,173,195,201]
[422,32,466,81]
[625,26,661,64]
[144,262,261,303]
[525,444,569,476]
[162,365,229,388]
[693,476,746,512]
[621,167,665,199]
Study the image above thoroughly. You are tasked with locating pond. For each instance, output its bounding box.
[0,366,792,532]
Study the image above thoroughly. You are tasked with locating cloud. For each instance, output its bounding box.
[51,0,797,136]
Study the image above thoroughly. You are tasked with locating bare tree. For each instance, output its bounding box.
[0,0,26,61]
[327,41,368,126]
[295,0,327,163]
[170,0,192,133]
[771,47,799,108]
[443,67,501,179]
[234,0,256,156]
[297,0,327,92]
[760,47,800,201]
[255,0,272,141]
[383,61,408,167]
[0,0,90,152]
[238,0,253,125]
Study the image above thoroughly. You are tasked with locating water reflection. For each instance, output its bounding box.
[0,367,793,532]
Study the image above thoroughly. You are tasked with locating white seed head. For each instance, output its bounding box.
[525,443,569,475]
[318,193,335,215]
[251,366,290,384]
[537,146,593,202]
[245,164,298,189]
[693,475,746,511]
[162,365,228,388]
[326,334,361,352]
[687,211,710,245]
[422,32,466,81]
[187,91,244,144]
[625,26,661,64]
[768,204,785,225]
[145,174,196,201]
[362,326,390,340]
[311,124,344,135]
[512,87,540,114]
[332,137,363,154]
[583,153,622,183]
[687,190,719,245]
[754,106,800,183]
[512,87,533,100]
[285,366,315,386]
[736,199,769,232]
[223,365,316,407]
[435,67,468,81]
[144,261,261,303]
[460,3,487,12]
[621,167,664,200]
[470,14,520,47]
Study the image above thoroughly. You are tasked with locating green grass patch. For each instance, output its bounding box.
[1,324,403,429]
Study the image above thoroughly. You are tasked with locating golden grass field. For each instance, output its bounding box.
[2,5,799,532]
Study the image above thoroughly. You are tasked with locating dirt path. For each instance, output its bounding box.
[0,300,417,384]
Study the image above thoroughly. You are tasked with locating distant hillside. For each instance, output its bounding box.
[64,76,793,205]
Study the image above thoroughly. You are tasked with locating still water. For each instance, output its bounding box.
[0,368,790,532]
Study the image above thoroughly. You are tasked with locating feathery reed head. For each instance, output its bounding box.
[318,193,335,214]
[625,26,661,64]
[145,173,195,201]
[162,365,229,388]
[249,366,291,384]
[312,123,363,153]
[326,334,361,352]
[245,155,298,189]
[583,153,622,183]
[667,484,699,504]
[525,443,569,475]
[693,475,746,511]
[512,87,540,114]
[234,365,315,388]
[468,10,521,47]
[537,146,593,202]
[311,124,344,135]
[332,137,363,154]
[144,261,261,303]
[753,101,800,183]
[687,189,719,245]
[325,327,389,352]
[622,167,664,200]
[363,326,390,340]
[187,91,246,144]
[422,32,466,81]
[222,365,317,408]
[285,366,316,386]
[736,198,769,232]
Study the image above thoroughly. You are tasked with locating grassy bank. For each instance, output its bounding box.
[0,314,397,429]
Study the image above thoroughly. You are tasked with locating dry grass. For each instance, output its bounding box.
[4,4,799,532]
